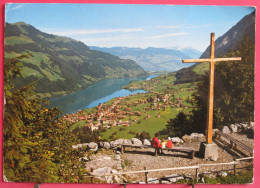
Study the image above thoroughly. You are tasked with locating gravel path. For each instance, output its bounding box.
[84,132,254,183]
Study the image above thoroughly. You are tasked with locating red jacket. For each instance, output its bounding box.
[166,140,173,148]
[152,137,162,148]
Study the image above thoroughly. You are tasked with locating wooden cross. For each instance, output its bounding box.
[182,33,241,144]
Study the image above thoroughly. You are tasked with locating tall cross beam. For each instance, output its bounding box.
[182,33,241,144]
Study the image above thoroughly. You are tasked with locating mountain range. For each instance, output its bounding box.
[90,46,202,72]
[5,22,148,97]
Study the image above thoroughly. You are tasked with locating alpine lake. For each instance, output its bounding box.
[49,75,157,115]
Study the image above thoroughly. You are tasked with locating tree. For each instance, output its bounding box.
[160,35,255,138]
[197,34,254,126]
[4,55,86,183]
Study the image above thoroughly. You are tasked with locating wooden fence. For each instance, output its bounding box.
[84,156,254,184]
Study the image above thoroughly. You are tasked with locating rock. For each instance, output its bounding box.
[148,178,160,184]
[100,142,111,149]
[131,138,143,146]
[143,139,151,145]
[123,139,132,145]
[171,137,183,143]
[79,157,90,162]
[169,178,177,183]
[218,171,228,177]
[115,155,121,160]
[72,143,88,149]
[190,133,205,139]
[116,139,125,145]
[91,167,112,176]
[222,126,231,134]
[209,156,218,161]
[230,124,238,133]
[139,181,146,184]
[182,134,191,142]
[161,180,172,184]
[91,167,123,183]
[88,142,98,151]
[110,140,121,148]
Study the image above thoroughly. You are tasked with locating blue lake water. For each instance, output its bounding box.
[49,75,157,114]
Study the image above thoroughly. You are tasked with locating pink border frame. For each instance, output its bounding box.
[0,0,259,187]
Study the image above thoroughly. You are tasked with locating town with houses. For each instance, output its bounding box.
[62,87,195,132]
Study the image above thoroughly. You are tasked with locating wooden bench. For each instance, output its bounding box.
[215,130,254,156]
[121,144,195,159]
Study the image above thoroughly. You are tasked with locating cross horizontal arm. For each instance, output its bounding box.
[182,57,241,63]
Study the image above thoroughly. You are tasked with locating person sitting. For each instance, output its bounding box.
[161,138,166,148]
[166,137,173,148]
[152,132,162,148]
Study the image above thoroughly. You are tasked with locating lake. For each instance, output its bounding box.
[49,75,157,114]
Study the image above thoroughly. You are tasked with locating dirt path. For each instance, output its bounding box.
[84,133,254,183]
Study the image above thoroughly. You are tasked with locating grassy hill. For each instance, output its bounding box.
[5,22,148,98]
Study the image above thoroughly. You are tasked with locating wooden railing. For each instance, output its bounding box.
[84,156,254,184]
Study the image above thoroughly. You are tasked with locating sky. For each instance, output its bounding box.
[5,4,255,52]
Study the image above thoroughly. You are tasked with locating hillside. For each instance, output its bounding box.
[89,46,202,72]
[174,12,255,84]
[4,22,148,98]
[200,12,255,58]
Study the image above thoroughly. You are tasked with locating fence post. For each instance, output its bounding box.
[233,156,237,176]
[144,167,148,184]
[90,168,94,183]
[195,167,199,183]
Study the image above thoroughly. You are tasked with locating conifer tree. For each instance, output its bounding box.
[4,55,86,183]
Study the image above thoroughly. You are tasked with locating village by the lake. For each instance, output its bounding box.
[3,4,256,184]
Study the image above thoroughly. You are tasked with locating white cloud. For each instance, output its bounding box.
[148,32,187,39]
[7,4,25,11]
[80,35,131,43]
[156,25,181,29]
[184,24,215,29]
[41,28,144,36]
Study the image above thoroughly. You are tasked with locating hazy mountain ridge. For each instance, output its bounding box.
[90,46,202,72]
[5,22,148,97]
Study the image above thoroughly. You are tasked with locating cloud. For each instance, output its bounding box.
[80,35,131,43]
[148,32,187,39]
[41,28,144,36]
[184,24,215,29]
[156,25,181,29]
[7,4,25,11]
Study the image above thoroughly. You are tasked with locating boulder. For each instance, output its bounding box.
[182,134,191,142]
[222,126,231,134]
[110,140,121,148]
[171,137,184,143]
[143,139,151,145]
[91,167,122,183]
[115,139,125,145]
[123,139,132,145]
[230,124,238,133]
[218,171,228,177]
[131,138,143,145]
[190,133,205,139]
[88,142,98,151]
[72,143,88,149]
[99,142,110,149]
